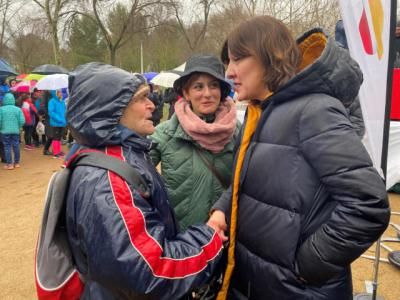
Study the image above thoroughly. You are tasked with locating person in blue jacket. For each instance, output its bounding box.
[0,77,10,104]
[0,76,10,162]
[65,62,224,300]
[48,90,66,158]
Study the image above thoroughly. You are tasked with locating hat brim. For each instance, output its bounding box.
[173,67,231,99]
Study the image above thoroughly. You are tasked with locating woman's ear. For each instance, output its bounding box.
[182,89,189,101]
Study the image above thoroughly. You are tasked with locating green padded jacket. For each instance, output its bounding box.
[150,114,240,231]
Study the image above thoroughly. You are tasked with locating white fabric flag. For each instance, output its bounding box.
[338,0,391,177]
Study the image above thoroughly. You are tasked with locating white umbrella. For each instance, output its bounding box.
[150,62,186,88]
[36,74,68,90]
[150,71,180,88]
[173,62,186,72]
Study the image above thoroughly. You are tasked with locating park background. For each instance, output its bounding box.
[0,0,344,73]
[1,0,400,299]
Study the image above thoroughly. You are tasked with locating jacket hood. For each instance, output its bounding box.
[49,90,58,99]
[67,62,146,147]
[334,20,348,49]
[269,28,363,108]
[2,93,16,106]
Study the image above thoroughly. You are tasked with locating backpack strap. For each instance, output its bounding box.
[194,148,230,189]
[35,149,150,300]
[69,151,150,197]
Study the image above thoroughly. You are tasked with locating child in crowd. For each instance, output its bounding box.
[0,93,25,169]
[21,93,38,150]
[31,89,43,147]
[36,118,46,145]
[8,78,17,89]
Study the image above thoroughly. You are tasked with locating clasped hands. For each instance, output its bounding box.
[207,210,228,243]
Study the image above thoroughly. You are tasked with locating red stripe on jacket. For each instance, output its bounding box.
[105,145,222,279]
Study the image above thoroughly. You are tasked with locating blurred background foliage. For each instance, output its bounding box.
[0,0,341,73]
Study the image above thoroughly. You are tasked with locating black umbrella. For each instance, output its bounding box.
[31,64,68,75]
[0,58,18,76]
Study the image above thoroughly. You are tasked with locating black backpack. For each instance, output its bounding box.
[35,148,149,300]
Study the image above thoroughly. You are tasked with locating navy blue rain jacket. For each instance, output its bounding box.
[66,63,223,300]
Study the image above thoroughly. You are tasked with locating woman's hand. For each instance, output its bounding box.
[207,210,228,242]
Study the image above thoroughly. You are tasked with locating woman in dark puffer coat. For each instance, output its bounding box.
[208,16,390,300]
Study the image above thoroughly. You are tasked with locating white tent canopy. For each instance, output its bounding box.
[386,122,400,189]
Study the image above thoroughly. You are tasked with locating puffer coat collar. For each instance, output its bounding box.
[264,28,363,109]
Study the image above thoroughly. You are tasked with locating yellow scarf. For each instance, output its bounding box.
[217,95,272,300]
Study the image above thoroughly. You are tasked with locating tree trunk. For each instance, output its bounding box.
[0,0,10,57]
[51,22,62,65]
[109,46,116,66]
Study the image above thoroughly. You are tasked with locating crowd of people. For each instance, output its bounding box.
[0,77,174,169]
[0,85,69,168]
[2,15,393,300]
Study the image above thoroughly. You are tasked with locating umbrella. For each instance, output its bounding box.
[0,58,18,76]
[150,62,186,88]
[31,64,68,75]
[173,62,186,72]
[150,71,180,88]
[16,74,28,80]
[143,72,158,82]
[26,73,47,81]
[36,74,68,90]
[11,80,37,93]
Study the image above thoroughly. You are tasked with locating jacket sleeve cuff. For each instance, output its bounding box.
[211,188,232,220]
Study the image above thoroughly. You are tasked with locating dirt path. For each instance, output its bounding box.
[0,146,399,299]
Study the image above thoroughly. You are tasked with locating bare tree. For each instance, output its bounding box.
[168,0,220,53]
[0,0,12,56]
[207,2,249,52]
[242,0,260,16]
[203,0,340,62]
[258,0,340,35]
[0,0,24,58]
[13,32,53,72]
[76,0,164,65]
[32,0,77,65]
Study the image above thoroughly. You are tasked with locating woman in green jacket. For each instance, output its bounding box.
[150,54,240,231]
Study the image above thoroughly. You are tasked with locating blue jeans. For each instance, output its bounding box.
[2,134,20,164]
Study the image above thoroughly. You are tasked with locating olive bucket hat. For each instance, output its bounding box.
[173,54,231,99]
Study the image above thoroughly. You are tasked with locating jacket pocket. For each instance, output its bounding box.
[298,184,336,245]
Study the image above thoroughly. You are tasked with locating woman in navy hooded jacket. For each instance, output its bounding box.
[62,63,224,300]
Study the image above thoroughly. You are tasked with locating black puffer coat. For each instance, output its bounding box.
[214,29,390,300]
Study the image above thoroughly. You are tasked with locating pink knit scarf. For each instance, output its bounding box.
[174,98,237,153]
